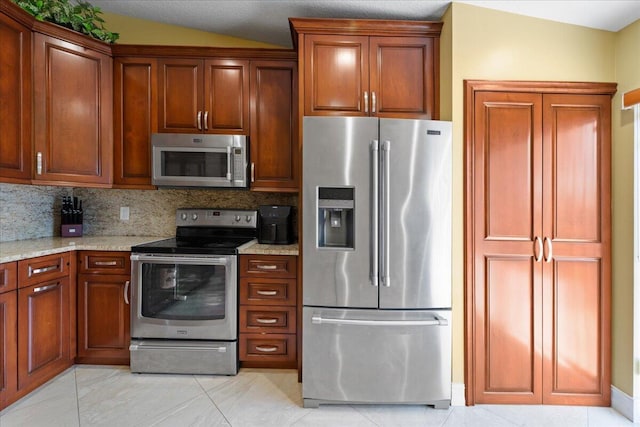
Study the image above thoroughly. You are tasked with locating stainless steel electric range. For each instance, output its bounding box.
[129,208,257,375]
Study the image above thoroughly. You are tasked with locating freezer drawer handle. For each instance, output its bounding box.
[311,315,448,327]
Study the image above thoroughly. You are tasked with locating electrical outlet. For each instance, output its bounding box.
[120,206,130,221]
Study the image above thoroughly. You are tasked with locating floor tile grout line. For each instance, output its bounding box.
[73,367,81,427]
[195,374,234,426]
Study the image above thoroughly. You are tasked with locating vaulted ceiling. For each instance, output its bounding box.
[90,0,640,47]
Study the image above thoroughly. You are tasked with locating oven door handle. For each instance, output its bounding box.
[130,254,229,265]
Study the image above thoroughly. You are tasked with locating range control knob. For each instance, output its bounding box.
[235,215,241,222]
[191,213,198,221]
[181,213,188,221]
[245,216,252,223]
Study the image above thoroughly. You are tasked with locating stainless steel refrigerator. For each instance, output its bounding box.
[302,116,452,408]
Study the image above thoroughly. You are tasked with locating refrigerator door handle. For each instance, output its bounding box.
[311,314,448,327]
[381,140,391,287]
[370,140,379,286]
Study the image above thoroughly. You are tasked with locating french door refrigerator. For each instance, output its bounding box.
[302,117,452,408]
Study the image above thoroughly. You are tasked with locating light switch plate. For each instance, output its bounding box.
[120,206,130,221]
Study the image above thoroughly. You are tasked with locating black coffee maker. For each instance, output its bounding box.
[258,205,294,245]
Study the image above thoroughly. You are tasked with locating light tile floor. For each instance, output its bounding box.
[0,365,637,427]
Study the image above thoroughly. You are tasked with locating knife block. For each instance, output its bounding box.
[61,224,83,237]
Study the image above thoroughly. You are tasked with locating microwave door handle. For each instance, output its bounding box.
[226,146,232,181]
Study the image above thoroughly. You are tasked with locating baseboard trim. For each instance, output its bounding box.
[451,382,466,406]
[611,385,635,422]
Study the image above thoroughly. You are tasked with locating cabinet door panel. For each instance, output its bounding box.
[204,59,249,133]
[546,95,609,243]
[77,274,130,362]
[0,13,31,183]
[114,58,157,188]
[250,60,298,190]
[472,91,544,404]
[541,93,611,406]
[17,278,70,391]
[33,34,112,186]
[304,35,368,116]
[370,37,435,118]
[159,59,203,132]
[0,291,17,410]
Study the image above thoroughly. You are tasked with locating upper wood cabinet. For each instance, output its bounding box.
[113,57,157,189]
[158,58,249,134]
[250,60,298,191]
[32,32,113,187]
[0,11,31,183]
[290,18,442,119]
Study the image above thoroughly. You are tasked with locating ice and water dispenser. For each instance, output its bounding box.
[317,187,354,249]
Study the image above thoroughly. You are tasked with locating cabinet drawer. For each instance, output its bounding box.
[78,251,131,275]
[239,255,297,278]
[0,262,17,293]
[18,253,70,288]
[239,334,296,363]
[240,306,296,334]
[239,277,296,306]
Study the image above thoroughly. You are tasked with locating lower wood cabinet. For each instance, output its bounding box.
[239,254,298,368]
[0,262,18,411]
[17,276,71,392]
[76,251,131,364]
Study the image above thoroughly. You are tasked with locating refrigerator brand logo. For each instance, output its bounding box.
[427,130,441,135]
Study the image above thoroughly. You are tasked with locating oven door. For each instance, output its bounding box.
[130,254,237,340]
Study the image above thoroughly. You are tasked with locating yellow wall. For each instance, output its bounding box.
[102,12,283,48]
[612,19,640,396]
[448,2,618,390]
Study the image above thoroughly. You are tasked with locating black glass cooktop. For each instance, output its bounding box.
[132,227,257,255]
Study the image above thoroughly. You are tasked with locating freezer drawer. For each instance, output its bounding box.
[302,307,451,408]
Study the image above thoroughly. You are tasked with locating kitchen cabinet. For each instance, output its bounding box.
[239,255,297,367]
[290,18,441,119]
[465,82,616,406]
[0,262,18,411]
[158,58,249,134]
[113,57,157,189]
[17,253,72,394]
[249,60,299,191]
[32,31,113,187]
[0,11,31,184]
[77,251,131,364]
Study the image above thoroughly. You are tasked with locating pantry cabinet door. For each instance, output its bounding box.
[541,93,611,406]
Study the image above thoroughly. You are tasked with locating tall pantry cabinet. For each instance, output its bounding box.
[465,81,616,406]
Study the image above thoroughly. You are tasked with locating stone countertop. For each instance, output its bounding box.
[0,237,299,263]
[238,240,299,256]
[0,236,167,263]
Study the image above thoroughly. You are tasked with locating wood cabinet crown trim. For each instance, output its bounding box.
[464,80,617,95]
[289,18,443,47]
[111,44,297,60]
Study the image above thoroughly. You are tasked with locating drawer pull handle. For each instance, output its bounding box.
[256,265,278,270]
[255,345,278,353]
[256,290,278,296]
[255,318,278,324]
[94,261,118,266]
[29,265,59,276]
[33,283,58,294]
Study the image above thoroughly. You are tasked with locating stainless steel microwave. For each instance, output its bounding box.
[152,133,248,188]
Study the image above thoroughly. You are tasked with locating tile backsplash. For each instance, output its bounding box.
[0,183,297,242]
